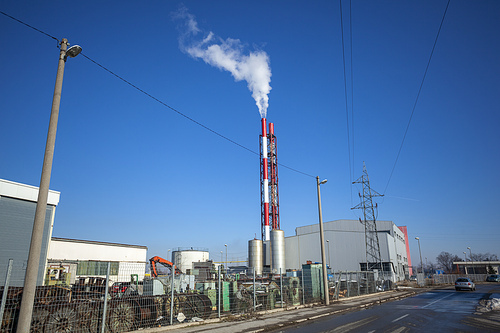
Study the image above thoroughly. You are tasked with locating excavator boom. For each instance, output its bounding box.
[149,256,182,277]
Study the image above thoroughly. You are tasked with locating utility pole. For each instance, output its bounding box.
[17,38,81,333]
[316,176,329,305]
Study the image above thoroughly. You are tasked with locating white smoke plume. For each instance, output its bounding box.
[174,7,272,118]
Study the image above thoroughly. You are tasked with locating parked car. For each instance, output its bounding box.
[111,282,131,294]
[486,274,500,282]
[455,277,475,291]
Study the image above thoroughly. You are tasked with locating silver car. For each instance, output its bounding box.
[455,277,475,291]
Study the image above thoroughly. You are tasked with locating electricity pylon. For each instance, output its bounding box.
[352,162,384,271]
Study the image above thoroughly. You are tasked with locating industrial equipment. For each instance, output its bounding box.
[149,256,182,277]
[44,266,70,286]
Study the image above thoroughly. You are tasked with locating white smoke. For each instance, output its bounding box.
[174,7,272,118]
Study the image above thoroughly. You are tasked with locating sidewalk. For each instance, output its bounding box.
[138,288,422,333]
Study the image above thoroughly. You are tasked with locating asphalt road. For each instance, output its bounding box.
[276,284,500,333]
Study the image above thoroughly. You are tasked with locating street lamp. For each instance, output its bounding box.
[224,244,228,272]
[415,237,423,275]
[463,251,468,275]
[467,247,475,275]
[316,176,329,305]
[220,251,223,271]
[326,240,331,271]
[17,38,81,332]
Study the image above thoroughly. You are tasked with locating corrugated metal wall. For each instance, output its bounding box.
[0,196,54,286]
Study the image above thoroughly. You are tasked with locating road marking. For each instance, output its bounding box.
[421,293,453,308]
[392,314,409,322]
[389,326,408,333]
[327,316,378,332]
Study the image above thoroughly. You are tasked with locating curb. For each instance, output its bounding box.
[136,289,419,333]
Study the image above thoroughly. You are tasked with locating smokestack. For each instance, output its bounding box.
[261,118,270,241]
[268,122,280,231]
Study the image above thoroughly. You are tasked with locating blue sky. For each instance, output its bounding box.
[1,1,499,268]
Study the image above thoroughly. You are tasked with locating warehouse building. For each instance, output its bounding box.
[47,237,148,285]
[0,178,148,287]
[0,179,60,287]
[285,219,410,282]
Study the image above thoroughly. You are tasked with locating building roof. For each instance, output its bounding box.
[453,261,500,265]
[51,237,147,250]
[0,178,60,206]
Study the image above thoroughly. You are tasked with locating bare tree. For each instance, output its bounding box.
[470,253,498,261]
[436,252,462,273]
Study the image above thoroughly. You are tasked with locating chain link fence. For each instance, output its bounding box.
[425,273,488,286]
[1,259,395,332]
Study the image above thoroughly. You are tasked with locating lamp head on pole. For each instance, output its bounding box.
[67,45,82,58]
[320,179,328,185]
[415,237,419,241]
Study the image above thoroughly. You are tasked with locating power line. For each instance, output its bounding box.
[339,0,353,193]
[81,53,315,179]
[383,0,451,194]
[349,0,355,183]
[0,10,316,179]
[0,10,59,44]
[81,53,258,157]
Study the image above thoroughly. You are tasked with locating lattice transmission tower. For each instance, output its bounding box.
[352,162,384,271]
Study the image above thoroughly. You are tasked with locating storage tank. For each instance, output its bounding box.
[271,229,285,274]
[248,239,263,275]
[172,248,209,274]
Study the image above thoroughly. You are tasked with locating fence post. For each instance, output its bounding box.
[101,262,110,333]
[347,272,350,298]
[335,272,340,300]
[170,272,174,325]
[357,272,360,296]
[0,259,13,327]
[253,269,256,311]
[280,268,283,308]
[301,270,305,305]
[218,266,221,318]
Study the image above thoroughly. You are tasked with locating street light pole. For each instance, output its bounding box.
[463,251,468,275]
[415,237,423,275]
[224,244,228,272]
[316,176,329,305]
[17,38,81,333]
[467,247,475,275]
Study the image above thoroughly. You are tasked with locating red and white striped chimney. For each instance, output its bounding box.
[261,117,270,241]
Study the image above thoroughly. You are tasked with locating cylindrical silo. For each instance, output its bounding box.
[271,229,285,274]
[172,248,210,274]
[248,239,263,276]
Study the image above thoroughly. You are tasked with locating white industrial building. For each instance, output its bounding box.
[47,237,148,284]
[285,219,410,282]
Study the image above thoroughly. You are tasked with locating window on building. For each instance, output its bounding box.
[360,262,393,272]
[77,261,119,275]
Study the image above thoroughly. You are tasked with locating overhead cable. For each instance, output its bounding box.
[383,0,451,194]
[1,10,316,179]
